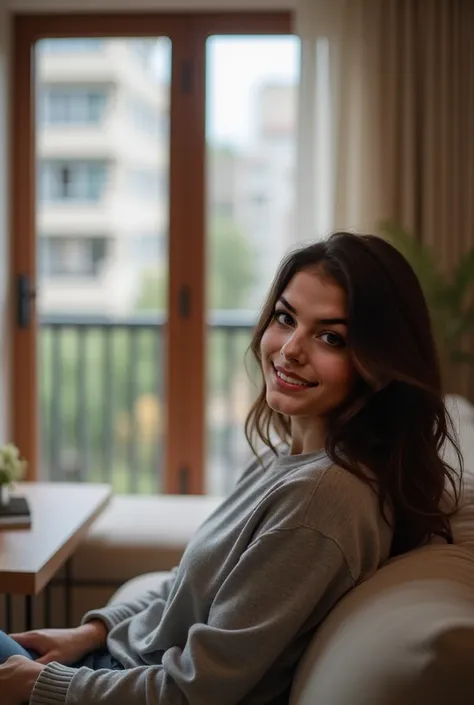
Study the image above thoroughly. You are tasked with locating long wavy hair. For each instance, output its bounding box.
[245,232,463,556]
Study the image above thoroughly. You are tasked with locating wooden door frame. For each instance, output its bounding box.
[11,11,292,491]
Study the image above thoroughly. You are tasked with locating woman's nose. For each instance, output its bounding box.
[281,333,305,362]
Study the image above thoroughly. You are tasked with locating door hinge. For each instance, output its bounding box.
[178,284,191,319]
[181,60,194,94]
[17,274,36,329]
[179,465,190,494]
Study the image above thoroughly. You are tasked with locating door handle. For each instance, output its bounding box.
[17,274,36,329]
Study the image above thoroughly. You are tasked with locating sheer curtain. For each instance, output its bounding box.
[295,0,474,396]
[295,0,385,241]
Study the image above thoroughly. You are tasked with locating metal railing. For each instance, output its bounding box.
[39,312,258,495]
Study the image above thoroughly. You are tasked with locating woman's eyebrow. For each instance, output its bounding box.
[278,295,348,326]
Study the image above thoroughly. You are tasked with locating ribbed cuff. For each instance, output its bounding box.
[30,662,76,705]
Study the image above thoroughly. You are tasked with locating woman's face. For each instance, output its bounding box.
[260,268,357,429]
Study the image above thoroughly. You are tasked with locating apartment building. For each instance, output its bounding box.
[36,37,169,315]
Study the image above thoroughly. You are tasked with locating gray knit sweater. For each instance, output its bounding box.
[30,447,392,705]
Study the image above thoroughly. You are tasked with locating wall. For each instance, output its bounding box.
[0,0,11,443]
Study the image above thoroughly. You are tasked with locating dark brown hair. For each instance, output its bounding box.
[245,232,463,556]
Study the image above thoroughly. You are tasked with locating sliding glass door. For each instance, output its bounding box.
[205,35,299,494]
[11,12,293,495]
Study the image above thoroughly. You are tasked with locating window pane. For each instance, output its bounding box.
[206,36,300,495]
[35,37,171,495]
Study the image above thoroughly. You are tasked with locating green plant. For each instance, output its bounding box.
[379,220,474,367]
[0,443,27,487]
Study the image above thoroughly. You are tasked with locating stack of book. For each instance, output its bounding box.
[0,496,31,530]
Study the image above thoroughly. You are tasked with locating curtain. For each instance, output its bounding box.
[295,0,474,396]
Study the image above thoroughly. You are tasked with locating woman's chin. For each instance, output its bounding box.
[266,389,306,416]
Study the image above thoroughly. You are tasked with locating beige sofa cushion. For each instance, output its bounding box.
[72,495,222,582]
[291,544,474,705]
[109,571,170,604]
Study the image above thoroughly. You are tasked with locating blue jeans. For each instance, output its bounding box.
[0,630,124,670]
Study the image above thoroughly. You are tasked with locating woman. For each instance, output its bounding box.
[0,232,462,705]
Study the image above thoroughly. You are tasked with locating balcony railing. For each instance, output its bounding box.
[39,312,258,495]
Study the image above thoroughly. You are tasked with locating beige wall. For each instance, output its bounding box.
[0,0,11,443]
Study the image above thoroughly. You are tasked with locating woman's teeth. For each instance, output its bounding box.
[276,370,313,387]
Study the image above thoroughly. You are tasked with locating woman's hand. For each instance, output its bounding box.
[9,620,108,666]
[0,654,45,705]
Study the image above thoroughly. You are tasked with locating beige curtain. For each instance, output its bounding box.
[296,0,474,396]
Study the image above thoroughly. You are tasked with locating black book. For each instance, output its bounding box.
[0,495,31,529]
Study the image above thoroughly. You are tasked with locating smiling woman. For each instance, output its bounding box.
[246,231,463,555]
[0,232,464,705]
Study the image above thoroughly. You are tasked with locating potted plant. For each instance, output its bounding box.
[378,220,474,371]
[0,443,27,507]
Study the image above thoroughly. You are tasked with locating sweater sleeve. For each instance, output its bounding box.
[29,527,354,705]
[80,567,179,632]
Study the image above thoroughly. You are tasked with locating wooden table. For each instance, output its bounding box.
[0,482,112,630]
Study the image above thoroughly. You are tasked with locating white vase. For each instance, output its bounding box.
[0,484,10,506]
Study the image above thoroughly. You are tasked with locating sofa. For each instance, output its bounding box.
[71,394,474,704]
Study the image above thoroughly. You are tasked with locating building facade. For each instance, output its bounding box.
[36,37,169,315]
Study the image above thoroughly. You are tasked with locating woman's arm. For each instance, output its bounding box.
[80,567,179,634]
[29,527,355,705]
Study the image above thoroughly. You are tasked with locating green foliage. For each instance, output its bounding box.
[135,217,256,311]
[209,217,256,309]
[379,219,474,367]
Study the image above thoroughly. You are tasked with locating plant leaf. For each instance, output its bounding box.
[449,350,474,365]
[378,220,445,300]
[440,249,474,311]
[443,305,474,342]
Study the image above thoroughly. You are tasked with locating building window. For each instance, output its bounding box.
[40,160,108,202]
[37,39,104,53]
[39,235,109,277]
[39,87,107,125]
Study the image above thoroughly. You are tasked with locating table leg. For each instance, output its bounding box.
[44,583,51,628]
[24,595,33,631]
[5,594,12,634]
[64,558,72,628]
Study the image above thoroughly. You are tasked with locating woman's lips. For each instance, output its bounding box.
[272,364,318,392]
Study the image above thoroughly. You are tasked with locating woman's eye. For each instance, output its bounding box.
[319,332,345,348]
[274,310,294,326]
